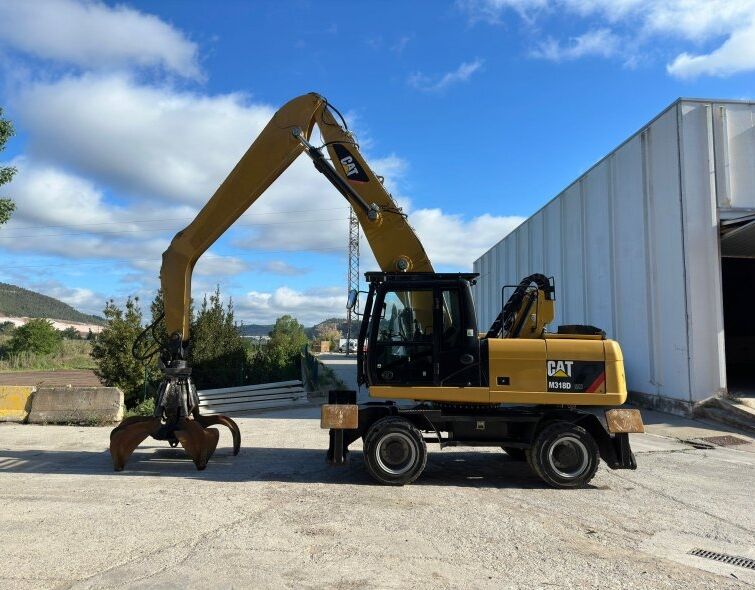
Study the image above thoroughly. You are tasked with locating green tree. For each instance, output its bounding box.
[61,326,80,340]
[91,298,152,406]
[247,315,308,384]
[8,318,62,355]
[269,315,308,351]
[189,286,247,389]
[148,287,169,349]
[0,108,17,225]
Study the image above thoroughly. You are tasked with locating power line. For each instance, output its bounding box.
[2,205,351,232]
[0,247,347,271]
[0,216,351,240]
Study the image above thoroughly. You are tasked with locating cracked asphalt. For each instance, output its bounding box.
[1,406,753,589]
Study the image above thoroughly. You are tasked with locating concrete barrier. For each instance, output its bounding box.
[0,385,35,422]
[28,386,124,424]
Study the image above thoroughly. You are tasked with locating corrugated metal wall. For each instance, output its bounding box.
[474,99,755,406]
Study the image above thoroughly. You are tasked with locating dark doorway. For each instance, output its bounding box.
[721,257,755,394]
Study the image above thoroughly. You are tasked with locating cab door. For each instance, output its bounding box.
[436,287,481,386]
[368,288,435,386]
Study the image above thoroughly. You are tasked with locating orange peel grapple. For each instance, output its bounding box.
[109,362,240,471]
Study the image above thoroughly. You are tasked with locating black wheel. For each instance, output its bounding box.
[501,447,527,461]
[363,416,427,486]
[526,421,599,488]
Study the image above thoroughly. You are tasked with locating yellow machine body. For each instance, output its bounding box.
[369,337,626,406]
[367,275,626,407]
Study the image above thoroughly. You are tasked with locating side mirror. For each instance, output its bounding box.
[346,289,358,310]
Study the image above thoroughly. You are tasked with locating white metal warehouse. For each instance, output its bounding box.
[473,99,755,413]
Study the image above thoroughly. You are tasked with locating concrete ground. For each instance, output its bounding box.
[1,404,754,589]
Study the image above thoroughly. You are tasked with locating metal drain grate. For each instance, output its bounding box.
[688,548,755,570]
[699,435,749,447]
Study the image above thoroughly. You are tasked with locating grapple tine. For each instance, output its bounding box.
[110,415,158,440]
[109,417,161,471]
[194,413,241,456]
[174,419,219,470]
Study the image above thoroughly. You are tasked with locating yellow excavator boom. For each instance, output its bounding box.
[161,92,432,344]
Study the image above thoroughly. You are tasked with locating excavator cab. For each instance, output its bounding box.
[357,272,481,390]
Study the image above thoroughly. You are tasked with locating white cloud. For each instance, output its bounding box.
[532,28,620,62]
[237,286,346,325]
[460,0,755,78]
[3,48,522,321]
[2,157,172,253]
[194,254,248,277]
[37,283,105,315]
[14,74,275,204]
[667,20,755,78]
[408,59,484,92]
[0,160,256,299]
[411,209,524,267]
[457,0,549,23]
[11,73,513,272]
[2,156,139,229]
[0,0,201,79]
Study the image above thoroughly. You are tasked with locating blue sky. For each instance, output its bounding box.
[0,0,753,325]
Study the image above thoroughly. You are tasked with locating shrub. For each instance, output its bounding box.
[125,397,155,418]
[247,315,308,384]
[91,298,154,407]
[8,318,62,355]
[190,287,247,390]
[61,326,81,340]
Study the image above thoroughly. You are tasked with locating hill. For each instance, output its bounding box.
[0,282,105,325]
[311,318,351,339]
[237,323,275,337]
[237,318,352,339]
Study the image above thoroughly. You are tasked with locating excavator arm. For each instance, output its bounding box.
[110,92,433,472]
[161,92,432,354]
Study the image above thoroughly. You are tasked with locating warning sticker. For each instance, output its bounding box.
[547,360,605,393]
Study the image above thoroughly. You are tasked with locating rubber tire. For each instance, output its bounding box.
[526,421,599,489]
[501,447,527,461]
[363,416,427,486]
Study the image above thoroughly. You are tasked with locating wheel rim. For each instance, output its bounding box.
[375,432,416,476]
[547,435,589,479]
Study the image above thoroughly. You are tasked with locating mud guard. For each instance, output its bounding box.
[573,413,637,469]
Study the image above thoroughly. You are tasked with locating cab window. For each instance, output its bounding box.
[372,288,434,384]
[441,289,463,349]
[378,290,433,342]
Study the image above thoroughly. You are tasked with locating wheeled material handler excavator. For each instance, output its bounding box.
[109,93,644,488]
